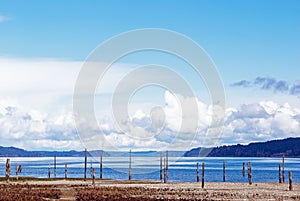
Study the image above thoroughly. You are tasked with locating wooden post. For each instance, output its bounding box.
[196,162,199,182]
[48,163,50,179]
[128,149,132,180]
[201,162,205,188]
[100,154,103,179]
[160,152,162,182]
[289,172,292,191]
[279,164,282,183]
[64,164,67,179]
[54,154,56,178]
[242,162,245,177]
[6,159,10,181]
[166,150,169,180]
[223,160,226,182]
[92,168,95,186]
[248,162,252,185]
[90,159,93,177]
[16,162,18,180]
[84,148,87,181]
[282,153,285,183]
[163,157,167,183]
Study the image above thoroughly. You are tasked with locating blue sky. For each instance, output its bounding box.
[0,1,299,151]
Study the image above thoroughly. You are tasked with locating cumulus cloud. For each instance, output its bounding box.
[1,90,300,151]
[223,101,300,144]
[80,90,300,151]
[0,100,82,150]
[231,76,297,95]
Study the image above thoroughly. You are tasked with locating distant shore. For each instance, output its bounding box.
[1,178,299,201]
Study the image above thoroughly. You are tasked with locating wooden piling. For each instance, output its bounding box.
[248,162,252,185]
[289,172,292,191]
[282,153,285,183]
[242,162,245,177]
[196,162,199,182]
[65,164,68,179]
[166,150,169,180]
[15,163,18,180]
[84,148,87,181]
[201,162,205,188]
[128,149,132,180]
[48,163,50,179]
[54,154,56,178]
[279,164,282,183]
[90,159,93,177]
[223,160,226,182]
[92,168,95,186]
[100,154,103,179]
[6,159,10,181]
[160,152,162,182]
[164,157,167,183]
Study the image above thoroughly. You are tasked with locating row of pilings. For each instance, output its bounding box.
[4,151,293,190]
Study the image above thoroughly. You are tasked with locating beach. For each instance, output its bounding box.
[0,179,299,201]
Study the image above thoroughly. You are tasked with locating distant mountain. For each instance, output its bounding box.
[0,146,185,157]
[107,151,185,157]
[3,138,298,157]
[0,146,108,157]
[184,138,300,157]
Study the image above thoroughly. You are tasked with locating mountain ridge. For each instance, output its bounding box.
[1,137,299,157]
[184,137,300,157]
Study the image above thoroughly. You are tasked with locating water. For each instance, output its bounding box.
[0,157,299,183]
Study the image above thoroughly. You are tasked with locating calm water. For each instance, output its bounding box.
[0,157,299,183]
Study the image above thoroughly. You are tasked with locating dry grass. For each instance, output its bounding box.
[0,179,299,201]
[0,184,61,201]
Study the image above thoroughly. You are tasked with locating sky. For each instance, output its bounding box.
[0,0,299,151]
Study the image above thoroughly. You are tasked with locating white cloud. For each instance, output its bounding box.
[1,57,299,151]
[0,101,81,150]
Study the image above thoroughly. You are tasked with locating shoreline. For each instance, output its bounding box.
[1,178,300,200]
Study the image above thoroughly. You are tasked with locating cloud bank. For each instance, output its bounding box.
[1,91,299,151]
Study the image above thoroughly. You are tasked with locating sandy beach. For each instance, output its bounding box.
[0,179,299,201]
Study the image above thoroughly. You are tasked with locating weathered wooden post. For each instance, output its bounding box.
[201,162,205,188]
[48,163,50,179]
[16,162,18,180]
[90,159,93,177]
[282,153,285,183]
[248,162,252,185]
[92,168,95,186]
[166,150,169,180]
[163,157,167,183]
[65,164,68,179]
[289,172,292,191]
[242,162,245,177]
[279,164,282,183]
[196,162,199,182]
[160,152,162,182]
[223,160,226,182]
[15,163,22,180]
[128,149,132,180]
[54,154,56,178]
[5,159,10,181]
[100,154,103,179]
[84,148,87,181]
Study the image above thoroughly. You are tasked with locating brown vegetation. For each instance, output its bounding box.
[0,180,299,201]
[75,186,300,201]
[0,184,61,201]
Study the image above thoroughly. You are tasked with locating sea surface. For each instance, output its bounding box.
[0,157,299,183]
